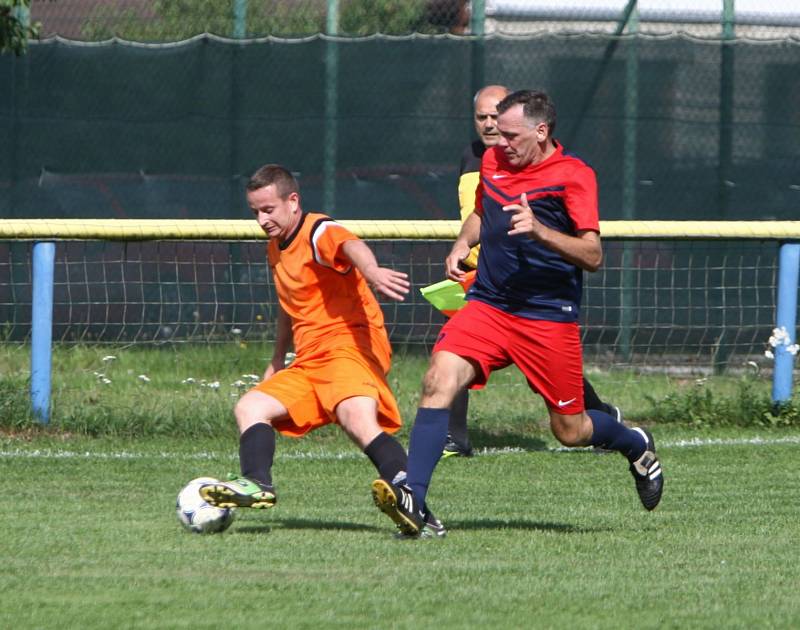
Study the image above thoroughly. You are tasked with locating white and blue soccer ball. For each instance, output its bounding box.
[176,476,236,534]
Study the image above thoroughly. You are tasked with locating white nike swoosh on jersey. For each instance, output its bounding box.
[557,398,577,407]
[492,174,508,179]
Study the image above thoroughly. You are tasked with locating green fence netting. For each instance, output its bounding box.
[1,34,799,221]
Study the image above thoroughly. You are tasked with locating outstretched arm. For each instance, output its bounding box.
[503,193,602,272]
[341,239,410,301]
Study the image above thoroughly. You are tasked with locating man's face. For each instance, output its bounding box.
[247,184,300,242]
[496,103,548,167]
[473,91,505,147]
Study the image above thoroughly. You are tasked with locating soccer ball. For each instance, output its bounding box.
[176,476,236,534]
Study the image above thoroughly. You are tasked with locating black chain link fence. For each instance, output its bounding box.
[2,1,798,369]
[2,34,798,221]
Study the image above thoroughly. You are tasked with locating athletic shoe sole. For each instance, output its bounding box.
[395,526,446,540]
[200,483,276,509]
[371,479,422,537]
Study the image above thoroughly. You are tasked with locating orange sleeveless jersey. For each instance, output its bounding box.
[267,212,391,365]
[260,212,400,436]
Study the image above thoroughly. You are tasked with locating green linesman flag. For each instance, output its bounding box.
[420,271,476,317]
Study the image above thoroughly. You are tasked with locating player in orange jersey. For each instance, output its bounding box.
[200,164,445,536]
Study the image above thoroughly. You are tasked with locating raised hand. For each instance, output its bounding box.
[503,192,544,239]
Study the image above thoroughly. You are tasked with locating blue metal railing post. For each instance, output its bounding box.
[772,242,800,407]
[31,242,55,424]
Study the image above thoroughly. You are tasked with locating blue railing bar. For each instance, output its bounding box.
[31,241,55,424]
[772,242,799,407]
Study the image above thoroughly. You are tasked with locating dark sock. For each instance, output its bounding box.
[447,388,471,449]
[602,402,619,419]
[588,409,646,462]
[364,431,408,483]
[584,377,618,419]
[239,423,275,486]
[583,377,604,411]
[406,407,450,507]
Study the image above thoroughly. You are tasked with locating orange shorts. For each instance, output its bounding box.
[251,345,402,438]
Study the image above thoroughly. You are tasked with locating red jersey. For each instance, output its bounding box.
[470,141,600,322]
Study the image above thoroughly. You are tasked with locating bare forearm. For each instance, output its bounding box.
[455,212,482,250]
[535,227,602,272]
[262,306,293,380]
[341,239,380,279]
[273,306,293,358]
[342,239,410,301]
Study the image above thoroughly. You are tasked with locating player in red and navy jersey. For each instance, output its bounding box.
[373,91,664,537]
[442,84,623,458]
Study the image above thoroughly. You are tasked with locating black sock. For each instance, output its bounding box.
[364,431,408,483]
[447,388,471,449]
[239,423,275,486]
[583,377,604,412]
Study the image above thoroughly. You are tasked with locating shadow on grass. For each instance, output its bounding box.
[444,519,608,534]
[234,517,605,536]
[233,518,384,535]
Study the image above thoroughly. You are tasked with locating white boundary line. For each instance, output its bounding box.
[0,435,798,461]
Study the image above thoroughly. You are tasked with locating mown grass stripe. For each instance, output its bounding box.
[2,434,798,462]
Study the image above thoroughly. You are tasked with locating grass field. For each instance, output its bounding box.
[3,430,800,628]
[2,345,800,628]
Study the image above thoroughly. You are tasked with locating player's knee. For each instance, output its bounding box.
[421,365,458,400]
[234,396,271,433]
[551,425,582,446]
[550,414,590,447]
[337,409,369,434]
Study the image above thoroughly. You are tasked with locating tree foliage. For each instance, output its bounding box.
[0,0,40,55]
[79,0,457,42]
[339,0,430,36]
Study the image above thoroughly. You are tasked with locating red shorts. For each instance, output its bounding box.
[433,300,585,414]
